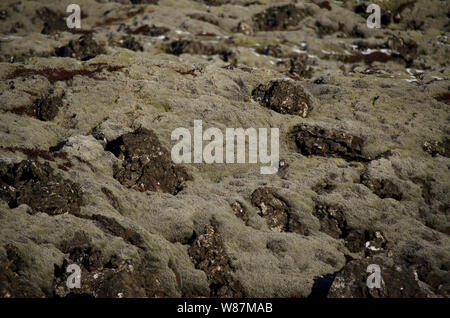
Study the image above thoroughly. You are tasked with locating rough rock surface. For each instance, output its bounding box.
[188,225,244,297]
[0,0,449,298]
[251,187,309,235]
[55,34,106,61]
[294,124,366,161]
[252,79,314,117]
[105,127,192,194]
[0,160,83,215]
[328,255,427,298]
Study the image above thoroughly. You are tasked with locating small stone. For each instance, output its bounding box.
[252,79,314,117]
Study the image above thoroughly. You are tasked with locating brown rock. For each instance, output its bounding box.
[105,127,192,195]
[188,225,244,297]
[288,55,312,79]
[328,256,427,298]
[251,187,309,235]
[361,173,403,200]
[423,139,450,158]
[313,203,348,239]
[252,79,314,117]
[55,34,106,61]
[294,124,367,161]
[0,160,83,215]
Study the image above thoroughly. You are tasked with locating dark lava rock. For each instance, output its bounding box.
[39,7,67,35]
[9,89,63,121]
[33,90,64,121]
[101,186,121,210]
[252,4,310,31]
[314,1,332,11]
[294,124,367,161]
[53,256,164,298]
[423,139,450,158]
[288,54,312,79]
[54,231,165,298]
[91,214,144,248]
[313,203,383,254]
[345,230,387,255]
[0,160,83,215]
[361,173,403,200]
[120,36,143,52]
[252,79,314,117]
[0,261,46,297]
[95,263,162,298]
[401,245,450,297]
[251,187,309,235]
[434,92,450,105]
[313,203,348,239]
[4,244,24,273]
[328,256,427,298]
[105,127,192,195]
[166,39,224,56]
[188,225,244,297]
[55,34,106,61]
[127,24,170,36]
[59,231,103,272]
